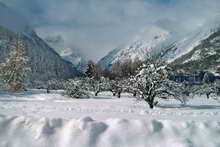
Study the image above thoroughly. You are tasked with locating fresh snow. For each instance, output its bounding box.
[0,89,220,147]
[183,50,202,64]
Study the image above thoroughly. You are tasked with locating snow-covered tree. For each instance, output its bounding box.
[0,38,30,92]
[196,80,220,99]
[123,77,139,97]
[162,81,195,104]
[32,80,47,89]
[109,79,123,98]
[46,79,65,93]
[64,79,91,98]
[133,59,189,109]
[92,77,111,96]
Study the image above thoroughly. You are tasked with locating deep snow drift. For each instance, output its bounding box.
[0,90,220,147]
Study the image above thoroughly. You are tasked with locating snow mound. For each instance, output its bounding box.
[0,115,219,147]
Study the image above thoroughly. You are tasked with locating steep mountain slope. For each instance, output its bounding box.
[0,26,79,82]
[0,3,79,83]
[44,35,87,72]
[98,23,217,71]
[98,26,173,70]
[170,29,220,72]
[160,26,217,63]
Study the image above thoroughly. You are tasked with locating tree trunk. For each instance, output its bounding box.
[133,91,137,97]
[95,91,99,96]
[149,103,154,109]
[117,92,121,98]
[146,96,155,109]
[47,88,50,93]
[206,93,210,99]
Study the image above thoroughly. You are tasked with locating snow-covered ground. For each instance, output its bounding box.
[0,89,220,147]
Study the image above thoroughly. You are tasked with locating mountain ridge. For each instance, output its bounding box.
[98,23,218,71]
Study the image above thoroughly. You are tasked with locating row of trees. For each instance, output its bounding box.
[45,57,220,109]
[85,58,142,80]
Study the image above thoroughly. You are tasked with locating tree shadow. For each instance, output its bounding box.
[91,96,116,100]
[0,99,29,103]
[0,89,48,97]
[157,104,220,110]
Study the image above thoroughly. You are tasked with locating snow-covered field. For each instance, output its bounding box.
[0,89,220,147]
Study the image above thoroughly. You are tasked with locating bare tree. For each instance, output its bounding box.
[196,80,220,99]
[92,77,111,96]
[109,58,142,79]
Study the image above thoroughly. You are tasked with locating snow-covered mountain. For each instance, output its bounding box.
[44,35,87,73]
[170,28,220,72]
[161,22,219,63]
[98,26,174,70]
[98,21,218,71]
[0,2,79,83]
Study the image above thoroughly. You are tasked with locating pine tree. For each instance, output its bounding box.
[85,60,95,78]
[0,37,30,92]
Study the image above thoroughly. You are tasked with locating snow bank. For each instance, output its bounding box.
[0,115,220,147]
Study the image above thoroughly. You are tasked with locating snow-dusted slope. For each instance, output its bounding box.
[170,29,220,72]
[0,26,79,82]
[162,25,217,63]
[98,26,173,70]
[98,22,218,71]
[0,3,79,83]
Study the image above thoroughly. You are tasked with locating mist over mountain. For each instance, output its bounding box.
[44,35,88,72]
[1,0,220,61]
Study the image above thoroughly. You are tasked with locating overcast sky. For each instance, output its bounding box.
[1,0,220,61]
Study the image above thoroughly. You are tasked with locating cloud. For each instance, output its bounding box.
[1,0,220,61]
